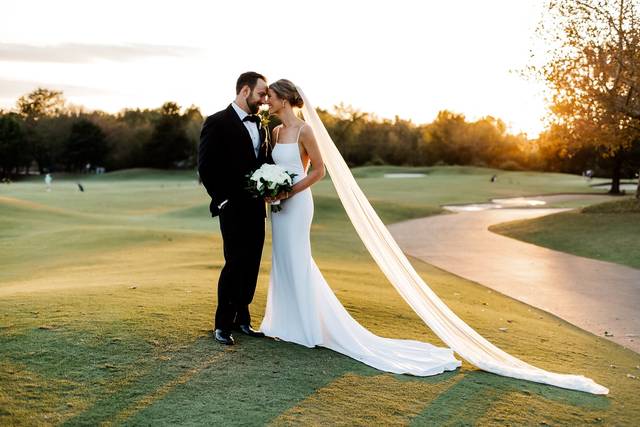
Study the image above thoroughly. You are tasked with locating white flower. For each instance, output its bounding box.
[250,164,293,193]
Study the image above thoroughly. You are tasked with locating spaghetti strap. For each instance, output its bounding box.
[274,124,304,145]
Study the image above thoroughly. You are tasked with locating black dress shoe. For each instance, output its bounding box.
[237,324,265,338]
[214,329,235,345]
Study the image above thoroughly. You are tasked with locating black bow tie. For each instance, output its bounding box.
[243,115,260,124]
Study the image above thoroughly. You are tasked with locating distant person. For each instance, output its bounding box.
[586,169,593,180]
[44,173,52,191]
[490,175,497,183]
[85,163,91,174]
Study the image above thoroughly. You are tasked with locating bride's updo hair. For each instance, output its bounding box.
[270,79,303,108]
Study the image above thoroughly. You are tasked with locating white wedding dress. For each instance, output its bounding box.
[259,126,462,376]
[259,87,607,394]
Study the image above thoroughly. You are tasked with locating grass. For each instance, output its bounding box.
[582,197,640,214]
[490,198,640,270]
[1,166,638,425]
[314,165,612,208]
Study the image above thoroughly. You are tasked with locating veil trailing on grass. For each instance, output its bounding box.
[297,87,608,395]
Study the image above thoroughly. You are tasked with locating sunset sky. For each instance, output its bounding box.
[1,0,549,136]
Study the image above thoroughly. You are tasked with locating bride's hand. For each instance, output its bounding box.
[265,192,290,203]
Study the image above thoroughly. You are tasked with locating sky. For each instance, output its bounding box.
[0,0,549,136]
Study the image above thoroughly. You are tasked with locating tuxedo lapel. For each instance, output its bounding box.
[258,125,268,163]
[225,104,257,162]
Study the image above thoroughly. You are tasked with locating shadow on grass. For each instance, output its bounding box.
[412,370,609,425]
[60,335,371,426]
[7,330,601,426]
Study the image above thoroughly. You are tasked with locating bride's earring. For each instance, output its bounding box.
[282,100,286,109]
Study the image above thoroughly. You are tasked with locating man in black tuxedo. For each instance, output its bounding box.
[198,71,273,345]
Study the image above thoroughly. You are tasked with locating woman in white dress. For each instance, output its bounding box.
[259,79,461,376]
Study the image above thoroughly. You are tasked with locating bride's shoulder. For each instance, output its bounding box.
[299,122,313,138]
[298,123,317,150]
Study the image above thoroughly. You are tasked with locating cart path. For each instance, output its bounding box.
[388,197,640,353]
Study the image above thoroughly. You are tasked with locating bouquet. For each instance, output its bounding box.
[247,164,297,212]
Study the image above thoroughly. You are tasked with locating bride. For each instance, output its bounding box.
[259,79,461,376]
[258,79,607,394]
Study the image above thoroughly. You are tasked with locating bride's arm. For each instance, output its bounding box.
[279,124,325,200]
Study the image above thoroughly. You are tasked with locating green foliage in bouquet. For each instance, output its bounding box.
[246,164,297,212]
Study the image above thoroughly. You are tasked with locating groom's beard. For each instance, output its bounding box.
[246,97,260,114]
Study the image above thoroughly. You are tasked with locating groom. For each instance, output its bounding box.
[198,71,272,345]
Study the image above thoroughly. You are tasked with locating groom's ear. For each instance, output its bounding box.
[240,85,251,97]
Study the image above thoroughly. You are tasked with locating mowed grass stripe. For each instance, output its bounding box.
[59,338,233,426]
[411,370,608,426]
[106,349,232,426]
[269,373,459,426]
[473,389,608,425]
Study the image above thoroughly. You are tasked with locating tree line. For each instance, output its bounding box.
[2,88,634,180]
[0,88,203,176]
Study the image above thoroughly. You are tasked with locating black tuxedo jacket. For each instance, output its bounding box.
[198,104,273,217]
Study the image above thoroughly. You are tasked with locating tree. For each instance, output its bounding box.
[184,105,204,167]
[0,114,27,178]
[64,119,108,171]
[16,88,65,119]
[426,111,467,166]
[324,104,368,166]
[145,102,191,168]
[100,108,157,170]
[533,0,640,194]
[15,88,67,173]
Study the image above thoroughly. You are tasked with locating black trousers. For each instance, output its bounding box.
[215,202,265,331]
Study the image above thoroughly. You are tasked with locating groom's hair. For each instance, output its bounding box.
[236,72,266,94]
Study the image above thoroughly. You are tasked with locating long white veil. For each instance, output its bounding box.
[296,87,608,395]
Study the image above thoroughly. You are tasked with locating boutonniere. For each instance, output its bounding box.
[258,104,271,130]
[258,104,271,148]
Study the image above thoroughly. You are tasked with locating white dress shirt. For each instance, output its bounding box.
[231,102,260,157]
